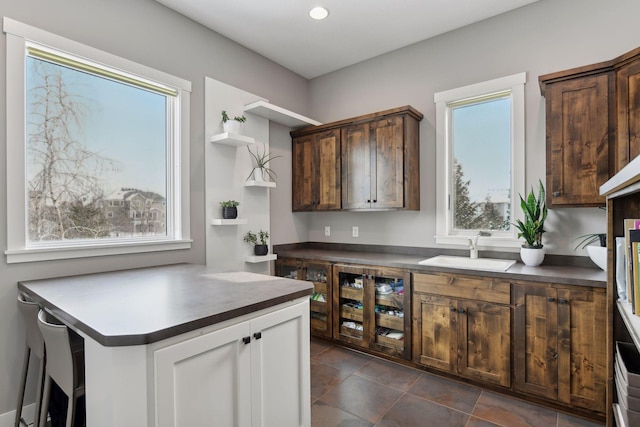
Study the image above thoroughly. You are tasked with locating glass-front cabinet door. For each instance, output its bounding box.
[304,261,332,338]
[333,264,367,347]
[372,269,409,358]
[275,258,332,338]
[333,264,411,359]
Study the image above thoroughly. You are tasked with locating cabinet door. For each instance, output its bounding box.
[275,258,300,280]
[457,300,511,387]
[333,265,368,347]
[616,59,640,172]
[371,116,405,209]
[412,293,456,373]
[251,300,310,427]
[370,266,411,358]
[292,135,316,211]
[341,123,372,209]
[556,288,606,413]
[546,74,610,206]
[292,131,341,211]
[154,321,252,427]
[305,261,332,338]
[513,285,559,401]
[315,130,341,210]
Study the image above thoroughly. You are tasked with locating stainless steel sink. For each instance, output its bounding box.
[418,255,516,272]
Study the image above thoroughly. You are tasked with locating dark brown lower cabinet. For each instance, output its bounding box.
[412,272,511,387]
[333,264,411,359]
[275,258,332,338]
[513,283,607,414]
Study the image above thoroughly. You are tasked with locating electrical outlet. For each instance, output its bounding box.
[324,226,331,236]
[352,226,359,238]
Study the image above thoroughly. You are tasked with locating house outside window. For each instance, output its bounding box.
[434,73,526,248]
[4,18,192,263]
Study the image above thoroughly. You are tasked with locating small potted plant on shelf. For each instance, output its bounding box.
[244,230,270,256]
[247,143,281,182]
[221,110,247,134]
[513,179,548,266]
[574,232,607,271]
[219,200,239,219]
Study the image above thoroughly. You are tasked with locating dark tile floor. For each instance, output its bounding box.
[310,338,605,427]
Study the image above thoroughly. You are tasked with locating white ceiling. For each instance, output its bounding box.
[156,0,539,79]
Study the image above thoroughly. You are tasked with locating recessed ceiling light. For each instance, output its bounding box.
[309,6,329,20]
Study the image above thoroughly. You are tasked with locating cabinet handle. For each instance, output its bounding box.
[553,352,558,359]
[242,336,251,345]
[367,199,371,203]
[253,332,262,340]
[558,298,569,305]
[457,308,465,314]
[552,191,561,197]
[450,306,456,312]
[373,199,377,203]
[547,297,556,302]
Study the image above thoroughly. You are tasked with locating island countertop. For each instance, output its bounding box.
[18,263,313,347]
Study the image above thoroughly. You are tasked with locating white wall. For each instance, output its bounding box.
[0,0,309,420]
[270,0,640,256]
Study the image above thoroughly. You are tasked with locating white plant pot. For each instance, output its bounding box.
[223,120,242,134]
[586,245,607,271]
[520,247,545,266]
[252,168,264,182]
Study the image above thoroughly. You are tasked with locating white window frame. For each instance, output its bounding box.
[4,18,192,263]
[434,72,526,248]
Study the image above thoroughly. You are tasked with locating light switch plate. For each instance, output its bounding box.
[324,226,330,236]
[352,226,359,237]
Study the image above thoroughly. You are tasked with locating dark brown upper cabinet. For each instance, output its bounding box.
[539,45,640,207]
[291,106,423,212]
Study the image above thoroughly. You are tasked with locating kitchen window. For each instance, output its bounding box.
[434,73,526,248]
[4,18,192,263]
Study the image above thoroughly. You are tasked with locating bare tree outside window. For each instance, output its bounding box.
[26,55,168,243]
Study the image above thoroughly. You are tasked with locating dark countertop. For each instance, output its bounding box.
[274,248,607,288]
[18,263,313,347]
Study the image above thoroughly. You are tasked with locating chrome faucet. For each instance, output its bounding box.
[468,235,479,259]
[468,231,491,259]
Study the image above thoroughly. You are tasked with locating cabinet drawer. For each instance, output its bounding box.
[375,293,404,309]
[413,272,510,304]
[376,313,404,330]
[340,286,363,300]
[341,306,364,321]
[310,300,328,314]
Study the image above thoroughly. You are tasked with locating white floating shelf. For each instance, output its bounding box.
[244,100,322,129]
[210,132,255,147]
[211,218,248,226]
[245,254,277,263]
[245,180,276,188]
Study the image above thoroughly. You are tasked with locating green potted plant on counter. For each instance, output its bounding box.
[219,200,239,219]
[513,179,548,266]
[244,229,270,256]
[221,110,247,134]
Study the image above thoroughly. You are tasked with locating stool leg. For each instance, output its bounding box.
[66,392,75,427]
[14,346,30,427]
[39,375,51,427]
[33,356,45,427]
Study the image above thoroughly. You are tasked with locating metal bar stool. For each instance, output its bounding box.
[15,293,45,427]
[37,310,85,427]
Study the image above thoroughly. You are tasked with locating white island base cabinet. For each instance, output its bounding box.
[154,299,311,427]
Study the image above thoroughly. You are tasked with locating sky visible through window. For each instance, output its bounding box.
[453,97,511,203]
[26,56,168,241]
[26,56,167,196]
